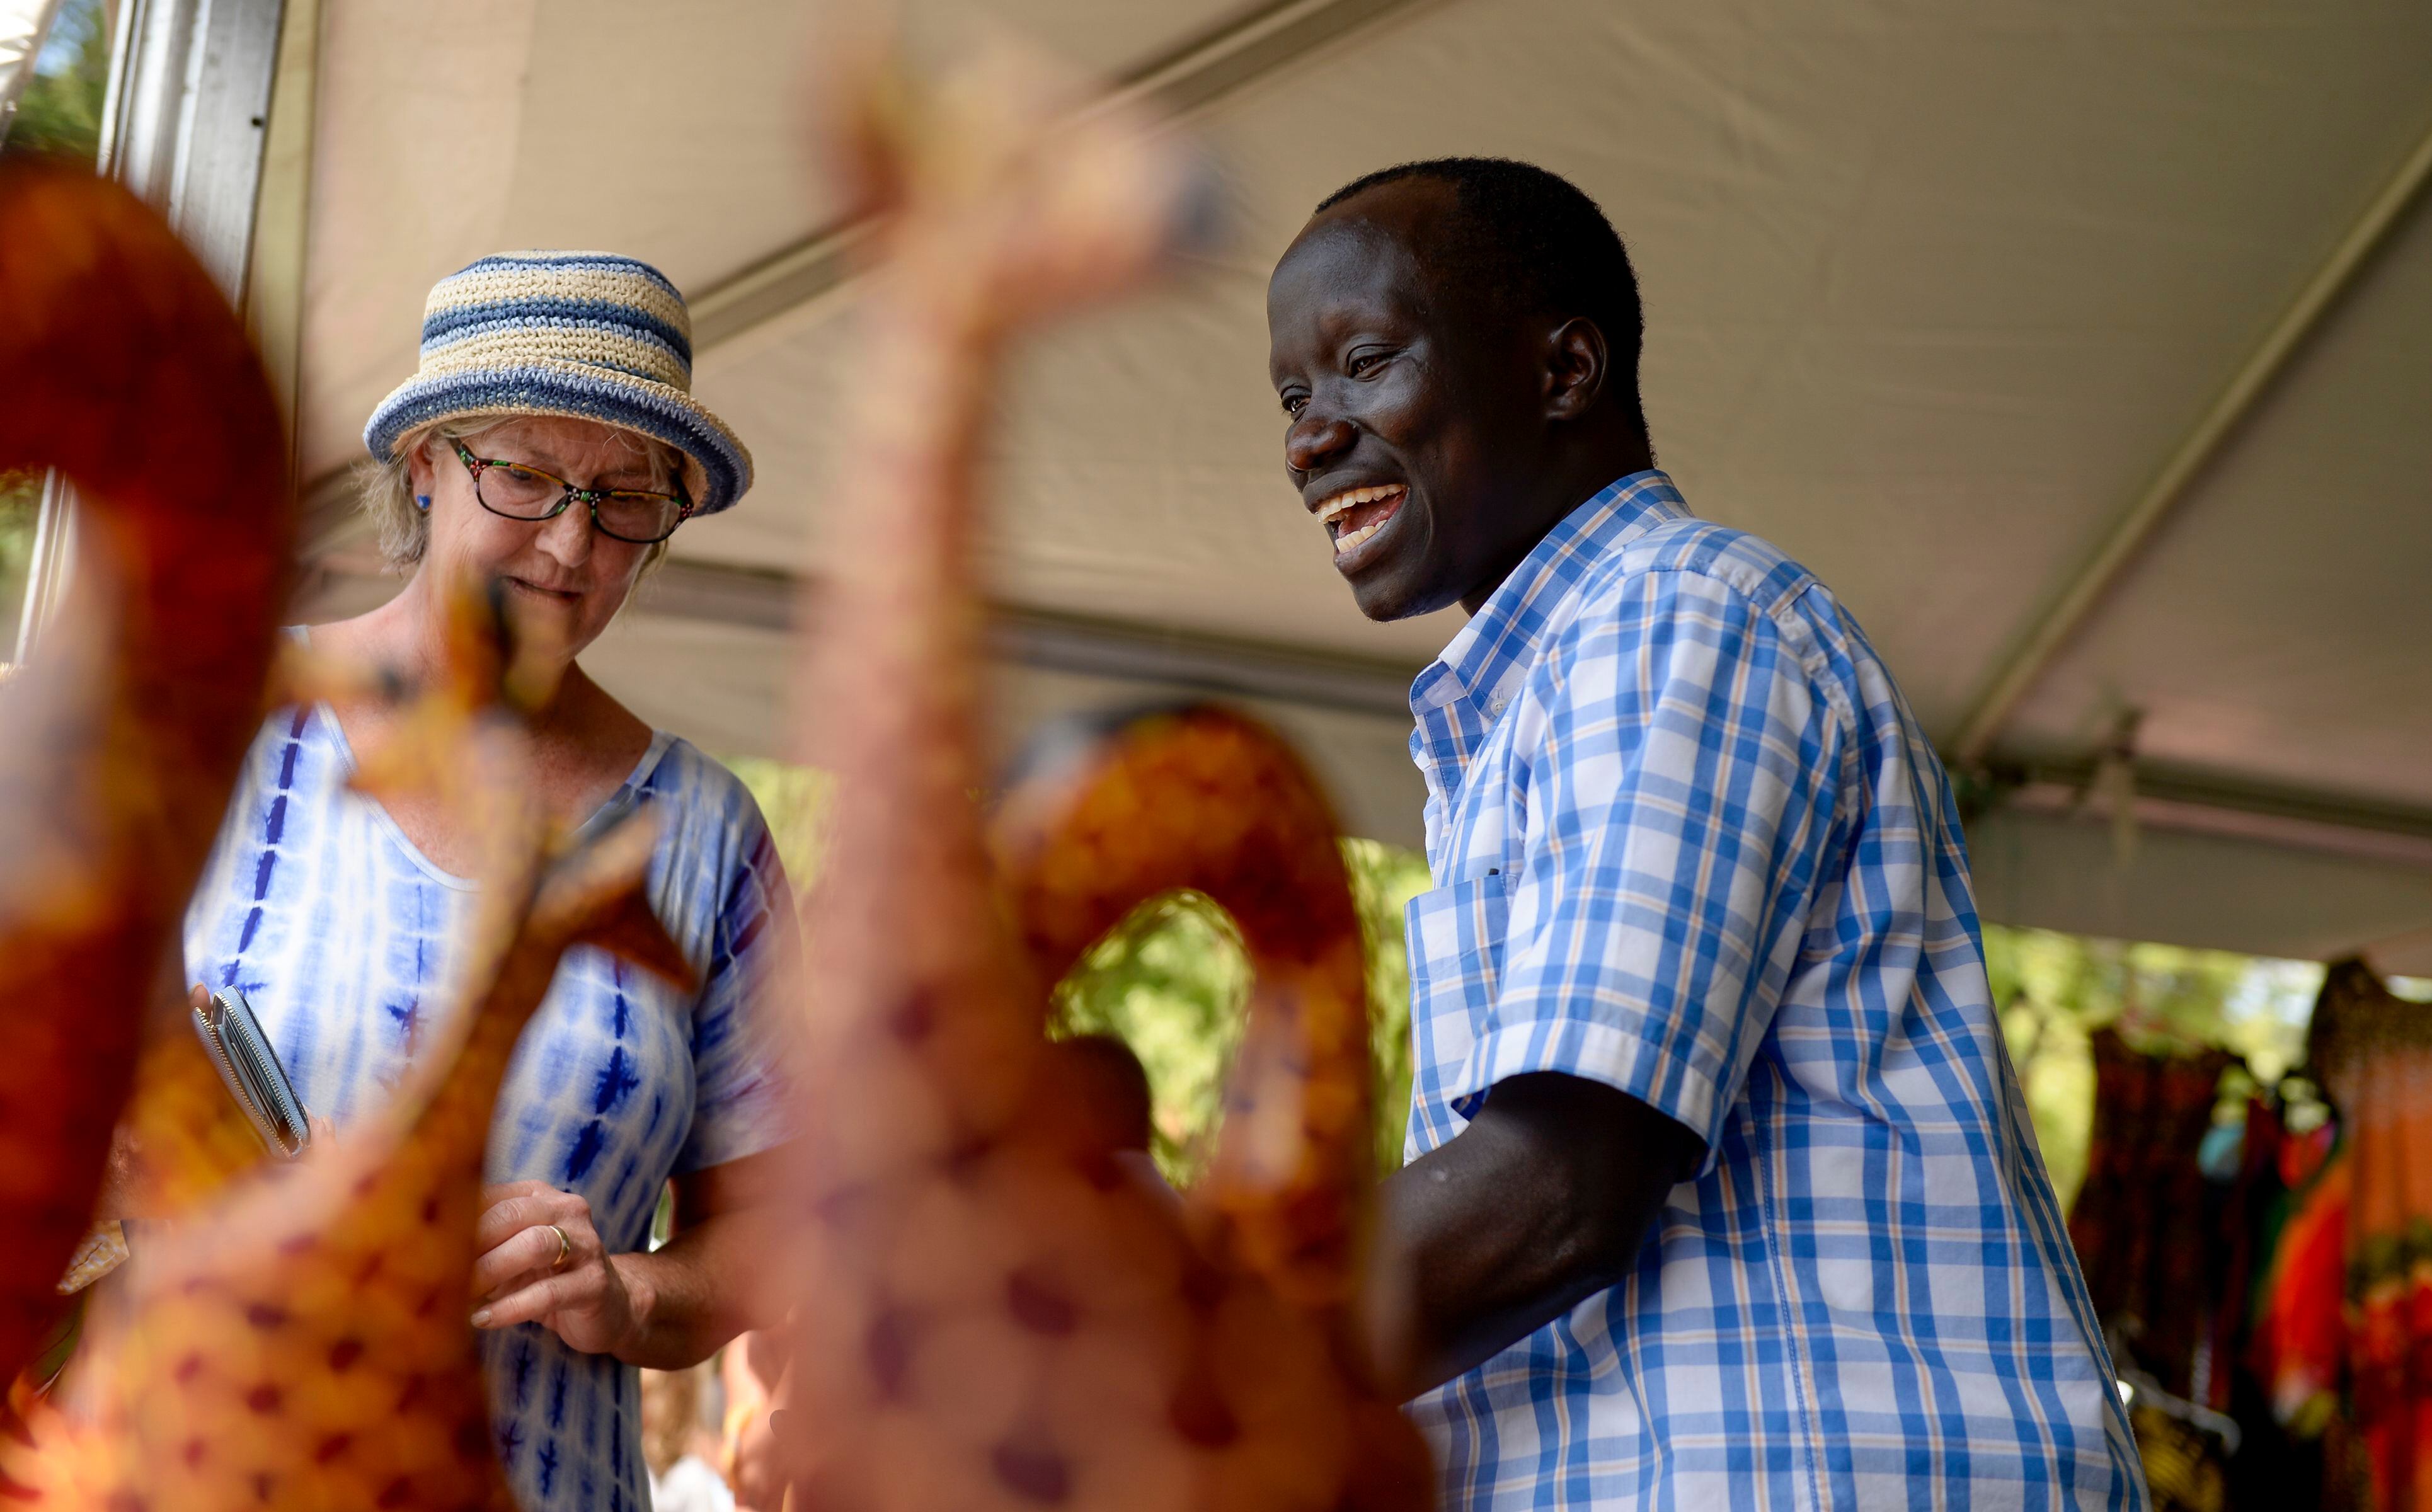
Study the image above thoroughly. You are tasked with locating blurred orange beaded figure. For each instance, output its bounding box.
[1,592,698,1511]
[767,40,1431,1512]
[0,161,293,1392]
[0,164,694,1509]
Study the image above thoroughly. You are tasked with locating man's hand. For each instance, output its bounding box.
[1362,1071,1704,1401]
[471,1180,643,1357]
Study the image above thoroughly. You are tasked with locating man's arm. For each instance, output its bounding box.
[1359,1071,1703,1401]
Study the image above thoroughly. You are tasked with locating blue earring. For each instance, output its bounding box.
[415,494,432,512]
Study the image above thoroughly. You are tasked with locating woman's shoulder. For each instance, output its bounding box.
[624,738,795,959]
[634,736,765,827]
[629,736,783,878]
[227,690,337,786]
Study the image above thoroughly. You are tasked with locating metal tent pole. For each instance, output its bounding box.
[1949,117,2432,769]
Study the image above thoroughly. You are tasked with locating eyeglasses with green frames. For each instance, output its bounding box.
[452,439,694,544]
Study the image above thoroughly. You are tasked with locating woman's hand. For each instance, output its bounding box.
[470,1180,645,1357]
[469,1150,788,1372]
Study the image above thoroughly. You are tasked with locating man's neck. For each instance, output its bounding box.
[1457,444,1656,616]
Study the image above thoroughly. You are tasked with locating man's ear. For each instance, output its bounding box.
[1542,316,1609,421]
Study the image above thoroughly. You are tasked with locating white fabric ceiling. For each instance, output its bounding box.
[282,0,2432,967]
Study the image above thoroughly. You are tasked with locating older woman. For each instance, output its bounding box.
[181,252,789,1512]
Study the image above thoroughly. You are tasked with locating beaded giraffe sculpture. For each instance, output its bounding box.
[0,160,293,1390]
[0,588,697,1511]
[769,45,1433,1512]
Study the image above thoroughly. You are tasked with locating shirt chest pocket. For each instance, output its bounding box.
[1402,871,1512,1104]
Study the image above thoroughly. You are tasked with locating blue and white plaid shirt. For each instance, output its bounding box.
[1399,472,2145,1511]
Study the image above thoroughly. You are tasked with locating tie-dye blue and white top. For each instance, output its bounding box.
[182,697,794,1512]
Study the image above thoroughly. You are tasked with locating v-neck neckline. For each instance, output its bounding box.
[295,629,671,890]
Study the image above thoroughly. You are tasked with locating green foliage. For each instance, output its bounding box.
[1044,839,1430,1186]
[1985,923,2318,1210]
[724,756,834,889]
[5,0,110,165]
[725,752,1430,1188]
[1049,893,1248,1184]
[2,471,40,651]
[1342,837,1430,1172]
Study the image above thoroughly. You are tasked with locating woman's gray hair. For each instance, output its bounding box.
[356,417,680,576]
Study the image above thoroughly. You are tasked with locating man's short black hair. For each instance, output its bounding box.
[1316,158,1646,436]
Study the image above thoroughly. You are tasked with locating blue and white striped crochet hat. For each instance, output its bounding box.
[364,251,752,515]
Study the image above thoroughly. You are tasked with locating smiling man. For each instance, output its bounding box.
[1268,159,2146,1510]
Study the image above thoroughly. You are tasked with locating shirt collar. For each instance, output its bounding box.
[1409,470,1690,719]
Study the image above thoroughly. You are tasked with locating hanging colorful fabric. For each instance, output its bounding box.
[2254,960,2432,1512]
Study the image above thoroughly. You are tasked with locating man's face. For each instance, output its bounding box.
[1265,183,1543,621]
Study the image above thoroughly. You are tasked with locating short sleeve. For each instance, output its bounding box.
[674,811,798,1174]
[1455,571,1844,1170]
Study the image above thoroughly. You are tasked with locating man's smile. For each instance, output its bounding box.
[1312,482,1409,563]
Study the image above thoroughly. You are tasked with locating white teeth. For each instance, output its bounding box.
[1316,484,1406,522]
[1334,520,1383,555]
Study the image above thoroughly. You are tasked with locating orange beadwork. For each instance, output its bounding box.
[0,161,293,1390]
[994,706,1377,1310]
[1,594,697,1511]
[767,43,1430,1512]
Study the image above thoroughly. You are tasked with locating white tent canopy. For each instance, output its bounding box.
[255,0,2432,968]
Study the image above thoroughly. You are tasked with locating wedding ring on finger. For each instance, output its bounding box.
[547,1223,572,1272]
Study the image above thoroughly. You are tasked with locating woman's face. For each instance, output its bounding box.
[406,416,668,660]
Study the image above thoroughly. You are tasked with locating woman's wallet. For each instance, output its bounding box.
[192,987,312,1160]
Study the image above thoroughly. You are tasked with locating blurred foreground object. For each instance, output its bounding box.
[720,1329,788,1510]
[0,589,697,1508]
[0,159,292,1389]
[771,37,1430,1512]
